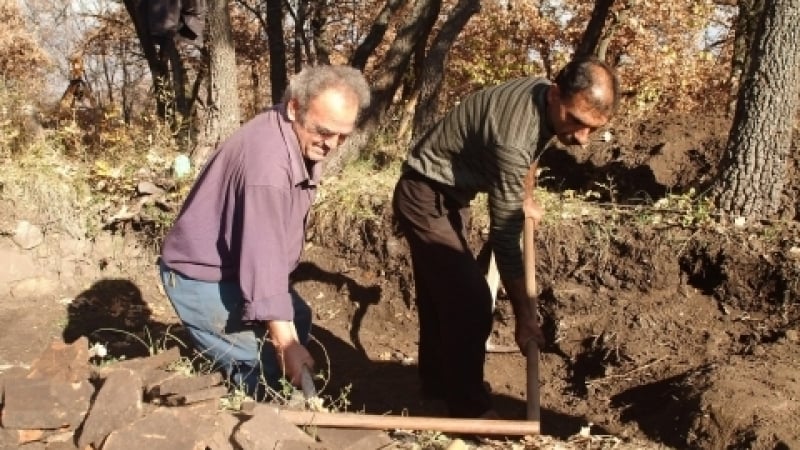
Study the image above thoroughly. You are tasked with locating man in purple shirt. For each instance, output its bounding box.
[159,65,370,398]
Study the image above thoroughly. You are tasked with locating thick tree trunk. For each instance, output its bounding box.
[574,0,615,58]
[310,0,331,65]
[350,0,407,71]
[122,0,169,118]
[362,0,441,131]
[730,0,765,98]
[194,0,241,166]
[411,0,480,139]
[715,0,800,219]
[265,0,288,103]
[324,0,441,177]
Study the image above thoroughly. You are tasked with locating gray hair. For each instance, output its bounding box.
[282,65,371,120]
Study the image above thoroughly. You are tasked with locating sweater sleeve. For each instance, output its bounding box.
[238,185,294,322]
[487,144,529,281]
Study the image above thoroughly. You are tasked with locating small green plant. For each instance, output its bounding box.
[652,188,715,227]
[92,325,186,357]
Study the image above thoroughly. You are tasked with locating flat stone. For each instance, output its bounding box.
[44,441,79,450]
[77,368,143,449]
[234,405,321,450]
[12,220,44,250]
[202,411,241,450]
[164,385,229,406]
[27,337,90,383]
[0,428,20,448]
[1,377,93,429]
[9,276,60,300]
[313,427,394,449]
[98,346,181,373]
[101,406,221,450]
[1,365,29,403]
[151,372,223,397]
[0,244,38,292]
[0,427,45,447]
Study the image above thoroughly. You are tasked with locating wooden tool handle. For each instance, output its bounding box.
[526,340,540,421]
[275,408,541,436]
[523,216,537,299]
[522,164,540,422]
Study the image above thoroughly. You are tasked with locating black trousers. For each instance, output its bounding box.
[392,170,493,418]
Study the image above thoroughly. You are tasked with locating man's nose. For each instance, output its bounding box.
[574,128,591,145]
[322,134,341,149]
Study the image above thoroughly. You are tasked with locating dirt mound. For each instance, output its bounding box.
[538,112,731,201]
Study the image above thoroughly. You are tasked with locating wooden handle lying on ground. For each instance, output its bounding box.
[275,408,541,436]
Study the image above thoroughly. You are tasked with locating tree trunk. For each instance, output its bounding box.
[194,0,241,166]
[411,0,480,139]
[324,0,441,178]
[350,0,407,71]
[362,0,441,131]
[730,0,765,99]
[266,0,288,102]
[574,0,615,58]
[310,0,331,65]
[715,0,800,219]
[292,0,310,71]
[122,0,169,118]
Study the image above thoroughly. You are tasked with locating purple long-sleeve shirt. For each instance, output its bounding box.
[161,105,320,322]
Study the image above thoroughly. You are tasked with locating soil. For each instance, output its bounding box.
[1,111,799,449]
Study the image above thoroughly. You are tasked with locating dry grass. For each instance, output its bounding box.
[1,148,90,238]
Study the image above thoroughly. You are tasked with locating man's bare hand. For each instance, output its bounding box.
[268,320,315,386]
[515,315,545,353]
[278,341,315,386]
[522,165,543,223]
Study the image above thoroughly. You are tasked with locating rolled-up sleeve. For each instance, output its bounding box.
[239,185,294,322]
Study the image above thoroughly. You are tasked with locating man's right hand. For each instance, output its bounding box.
[268,320,315,387]
[503,277,545,352]
[515,315,545,353]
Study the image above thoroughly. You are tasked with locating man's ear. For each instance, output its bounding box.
[547,84,560,103]
[286,99,298,122]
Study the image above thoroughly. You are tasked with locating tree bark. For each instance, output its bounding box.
[574,0,615,58]
[324,0,441,177]
[121,0,169,118]
[350,0,408,71]
[715,0,800,219]
[309,0,331,65]
[362,0,441,130]
[194,0,241,166]
[291,0,311,71]
[266,0,288,102]
[411,0,480,139]
[730,0,765,98]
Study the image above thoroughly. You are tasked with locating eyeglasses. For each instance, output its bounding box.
[299,118,350,141]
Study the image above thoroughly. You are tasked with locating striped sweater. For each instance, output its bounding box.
[404,77,554,280]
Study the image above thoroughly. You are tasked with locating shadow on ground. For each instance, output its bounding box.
[63,278,187,359]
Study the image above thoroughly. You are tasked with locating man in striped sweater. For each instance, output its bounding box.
[392,56,620,418]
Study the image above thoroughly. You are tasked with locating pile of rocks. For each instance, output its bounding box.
[0,338,392,449]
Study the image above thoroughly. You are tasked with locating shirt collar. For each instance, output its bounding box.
[276,104,322,188]
[536,81,556,139]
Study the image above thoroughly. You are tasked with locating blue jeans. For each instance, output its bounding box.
[159,262,312,399]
